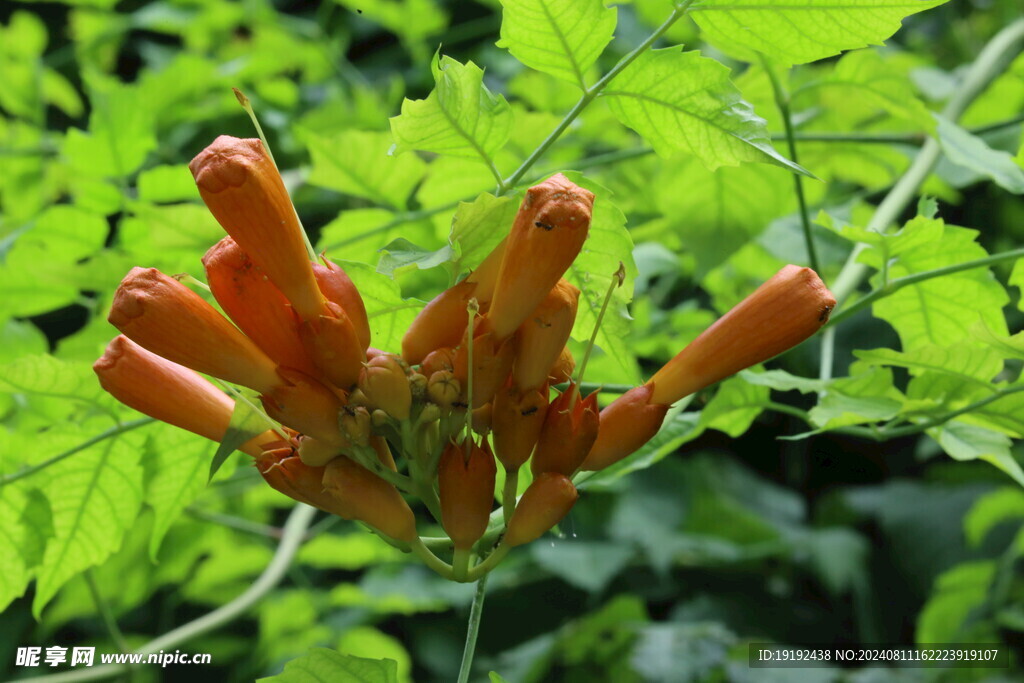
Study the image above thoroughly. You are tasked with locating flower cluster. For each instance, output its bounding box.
[95,134,836,581]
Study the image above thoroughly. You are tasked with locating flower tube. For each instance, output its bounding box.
[189,136,327,322]
[513,278,579,391]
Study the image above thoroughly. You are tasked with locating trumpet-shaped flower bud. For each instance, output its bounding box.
[110,267,280,393]
[298,302,365,389]
[513,279,579,391]
[203,237,317,377]
[322,456,418,543]
[94,335,276,456]
[580,384,669,471]
[358,354,412,419]
[648,265,836,405]
[472,403,493,434]
[492,381,548,470]
[438,438,497,550]
[531,384,599,476]
[262,368,346,447]
[314,257,371,351]
[371,435,398,472]
[421,347,456,377]
[453,329,516,409]
[504,472,578,547]
[549,347,575,385]
[189,136,326,322]
[297,435,342,467]
[402,280,477,365]
[428,371,461,411]
[258,448,348,517]
[487,175,594,341]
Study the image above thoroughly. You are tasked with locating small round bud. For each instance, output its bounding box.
[371,409,390,428]
[408,372,428,401]
[428,371,461,410]
[358,354,412,419]
[340,406,371,446]
[421,347,456,376]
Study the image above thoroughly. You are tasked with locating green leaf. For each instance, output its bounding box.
[342,261,422,353]
[531,541,635,592]
[856,218,1009,350]
[497,0,617,88]
[12,205,108,265]
[0,483,51,612]
[560,173,639,383]
[336,628,412,683]
[62,79,156,178]
[809,365,904,429]
[915,561,996,644]
[332,0,447,59]
[32,427,146,616]
[297,532,404,570]
[928,420,1024,489]
[653,157,793,274]
[964,488,1024,547]
[136,164,199,203]
[489,674,510,683]
[854,344,1002,384]
[258,647,399,683]
[934,114,1024,194]
[209,398,269,482]
[304,129,427,210]
[603,48,805,173]
[447,193,519,275]
[0,354,117,414]
[699,375,770,437]
[690,0,949,65]
[390,54,512,165]
[376,238,455,279]
[738,368,829,394]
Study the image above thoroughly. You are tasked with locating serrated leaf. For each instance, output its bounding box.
[447,193,519,275]
[737,368,828,393]
[560,173,639,383]
[144,426,211,559]
[934,114,1024,194]
[0,354,117,413]
[32,428,145,615]
[497,0,617,87]
[603,47,804,173]
[810,365,903,429]
[929,420,1024,488]
[304,129,427,210]
[0,483,50,612]
[341,261,422,353]
[854,344,1002,383]
[690,0,949,66]
[258,648,399,683]
[390,55,512,164]
[376,238,455,279]
[699,375,770,436]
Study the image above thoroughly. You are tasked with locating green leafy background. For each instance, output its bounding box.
[2,0,1024,680]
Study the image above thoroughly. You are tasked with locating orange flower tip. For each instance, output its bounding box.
[505,472,578,548]
[189,135,265,194]
[297,436,341,467]
[108,266,156,327]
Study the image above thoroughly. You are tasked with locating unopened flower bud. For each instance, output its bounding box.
[314,257,371,350]
[299,301,366,389]
[514,279,579,391]
[580,384,669,471]
[348,388,369,406]
[408,372,428,401]
[262,368,346,447]
[504,472,578,547]
[492,381,548,470]
[421,347,456,377]
[189,136,327,321]
[94,335,276,456]
[202,237,317,377]
[549,347,575,385]
[402,280,478,365]
[487,175,594,341]
[428,371,461,410]
[323,456,417,543]
[357,354,412,420]
[531,384,599,477]
[419,402,441,424]
[109,267,280,393]
[438,438,497,550]
[371,409,390,428]
[297,436,342,467]
[648,265,836,405]
[340,406,371,445]
[258,448,348,517]
[453,329,516,409]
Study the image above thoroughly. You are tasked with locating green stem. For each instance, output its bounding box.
[821,18,1024,380]
[456,574,489,683]
[452,547,472,582]
[411,537,454,579]
[85,570,131,654]
[186,507,285,539]
[502,468,519,525]
[0,418,153,486]
[498,1,694,194]
[762,56,820,274]
[828,246,1024,326]
[880,385,1024,440]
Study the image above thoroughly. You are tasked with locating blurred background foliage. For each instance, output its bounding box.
[1,0,1024,680]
